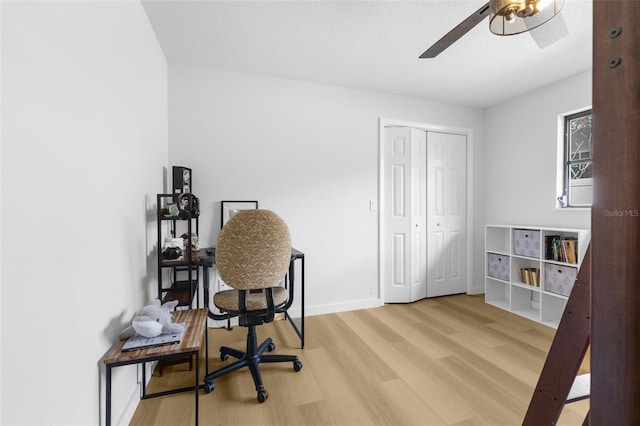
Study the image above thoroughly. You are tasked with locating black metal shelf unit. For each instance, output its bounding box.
[156,193,199,308]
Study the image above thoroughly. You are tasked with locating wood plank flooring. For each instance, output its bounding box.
[130,295,589,425]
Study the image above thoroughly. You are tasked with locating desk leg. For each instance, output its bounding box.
[195,350,199,426]
[106,365,112,426]
[205,319,209,375]
[285,256,305,349]
[141,361,147,398]
[202,265,209,312]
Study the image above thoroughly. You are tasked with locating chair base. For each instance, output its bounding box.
[203,324,302,403]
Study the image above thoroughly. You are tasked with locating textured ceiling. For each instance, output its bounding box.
[142,0,593,108]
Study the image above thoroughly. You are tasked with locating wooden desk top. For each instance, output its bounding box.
[104,308,207,366]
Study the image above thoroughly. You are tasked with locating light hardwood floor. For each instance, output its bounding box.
[130,295,589,425]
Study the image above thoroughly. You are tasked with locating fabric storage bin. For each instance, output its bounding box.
[513,229,541,258]
[487,253,510,281]
[544,263,578,296]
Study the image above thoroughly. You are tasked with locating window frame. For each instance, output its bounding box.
[558,108,593,209]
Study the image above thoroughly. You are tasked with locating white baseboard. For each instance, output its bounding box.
[116,387,140,426]
[468,284,485,295]
[286,298,383,319]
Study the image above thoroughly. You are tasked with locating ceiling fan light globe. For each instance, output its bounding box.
[516,4,536,18]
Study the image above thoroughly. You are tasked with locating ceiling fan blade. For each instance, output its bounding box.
[419,2,490,58]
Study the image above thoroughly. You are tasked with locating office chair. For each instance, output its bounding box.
[202,209,302,402]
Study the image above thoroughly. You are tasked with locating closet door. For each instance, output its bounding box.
[426,132,467,297]
[383,127,427,303]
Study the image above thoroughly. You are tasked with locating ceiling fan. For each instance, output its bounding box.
[420,0,567,58]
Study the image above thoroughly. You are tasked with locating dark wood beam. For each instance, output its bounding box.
[523,248,591,425]
[591,1,640,424]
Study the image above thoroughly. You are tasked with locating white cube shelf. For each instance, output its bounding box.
[485,225,590,328]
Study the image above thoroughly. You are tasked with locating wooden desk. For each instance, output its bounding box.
[103,308,208,426]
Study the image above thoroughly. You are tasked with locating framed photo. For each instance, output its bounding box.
[172,166,192,195]
[221,200,258,228]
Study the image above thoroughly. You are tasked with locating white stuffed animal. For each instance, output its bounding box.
[120,299,185,339]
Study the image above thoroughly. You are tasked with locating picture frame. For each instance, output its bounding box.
[221,200,258,228]
[172,166,192,195]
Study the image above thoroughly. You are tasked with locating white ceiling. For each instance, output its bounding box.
[141,0,593,109]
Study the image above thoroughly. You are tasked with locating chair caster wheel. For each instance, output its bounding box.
[220,353,229,361]
[257,390,268,403]
[203,381,215,393]
[267,342,276,352]
[293,360,303,372]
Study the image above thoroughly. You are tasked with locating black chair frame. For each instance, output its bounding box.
[203,274,302,403]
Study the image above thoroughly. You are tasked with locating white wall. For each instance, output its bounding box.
[1,1,167,425]
[168,66,486,314]
[484,70,591,229]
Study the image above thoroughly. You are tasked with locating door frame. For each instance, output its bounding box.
[378,118,475,302]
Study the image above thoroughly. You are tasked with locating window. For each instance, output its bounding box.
[558,109,592,208]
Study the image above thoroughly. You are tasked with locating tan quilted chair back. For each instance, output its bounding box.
[216,209,291,291]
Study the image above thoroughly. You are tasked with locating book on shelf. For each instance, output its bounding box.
[545,235,561,260]
[545,235,578,264]
[531,268,540,286]
[562,239,577,264]
[519,267,540,286]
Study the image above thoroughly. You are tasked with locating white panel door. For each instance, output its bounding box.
[426,132,467,297]
[410,129,427,301]
[383,127,427,303]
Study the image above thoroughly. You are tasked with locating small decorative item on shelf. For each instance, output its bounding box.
[167,203,179,217]
[162,246,182,260]
[181,233,199,260]
[177,193,200,220]
[162,237,184,260]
